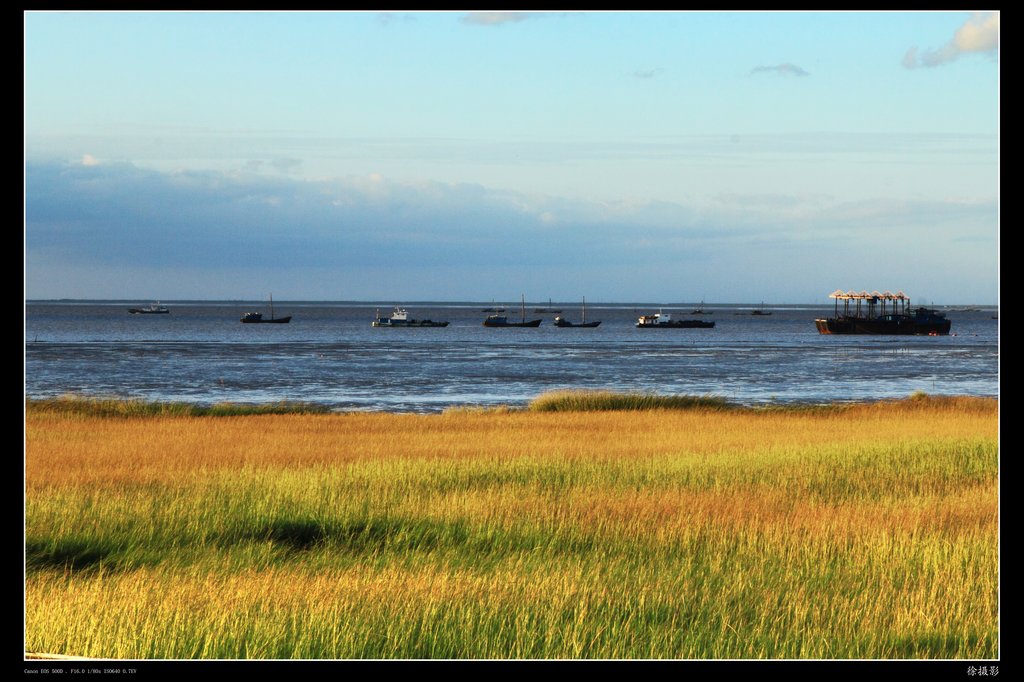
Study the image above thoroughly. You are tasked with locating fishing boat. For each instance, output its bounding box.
[128,302,169,314]
[484,295,542,327]
[534,298,562,313]
[690,300,712,315]
[814,290,951,335]
[751,301,772,316]
[636,311,714,329]
[241,294,292,324]
[372,306,449,327]
[554,297,601,327]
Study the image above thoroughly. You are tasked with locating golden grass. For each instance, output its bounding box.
[25,396,999,659]
[25,396,997,484]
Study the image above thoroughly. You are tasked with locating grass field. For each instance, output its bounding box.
[24,393,999,659]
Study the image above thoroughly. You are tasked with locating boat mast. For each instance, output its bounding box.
[582,296,586,323]
[521,294,526,323]
[270,293,274,320]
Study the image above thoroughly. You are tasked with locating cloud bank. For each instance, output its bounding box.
[24,160,997,302]
[904,11,999,68]
[461,12,537,26]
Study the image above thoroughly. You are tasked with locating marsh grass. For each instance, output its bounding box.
[527,389,733,412]
[24,394,998,659]
[26,395,330,418]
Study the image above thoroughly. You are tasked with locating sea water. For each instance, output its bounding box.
[24,301,999,412]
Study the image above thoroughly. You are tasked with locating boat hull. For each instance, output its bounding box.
[128,309,169,314]
[483,318,542,327]
[553,320,601,328]
[636,320,714,329]
[372,320,449,327]
[815,317,950,335]
[241,316,292,324]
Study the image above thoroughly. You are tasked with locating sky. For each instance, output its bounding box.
[24,10,999,304]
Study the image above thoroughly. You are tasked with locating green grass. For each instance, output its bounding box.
[26,394,331,418]
[527,389,734,412]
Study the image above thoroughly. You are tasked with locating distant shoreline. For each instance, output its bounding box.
[25,299,1000,308]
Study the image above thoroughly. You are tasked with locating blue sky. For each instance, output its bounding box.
[24,10,999,303]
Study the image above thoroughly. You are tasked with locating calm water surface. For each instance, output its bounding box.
[25,301,999,412]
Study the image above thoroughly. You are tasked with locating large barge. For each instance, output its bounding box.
[815,290,950,335]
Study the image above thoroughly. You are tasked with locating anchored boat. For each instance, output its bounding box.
[690,300,713,315]
[636,311,714,329]
[815,290,951,335]
[484,295,542,327]
[554,297,601,328]
[241,294,292,324]
[128,302,169,314]
[534,298,562,313]
[372,306,449,327]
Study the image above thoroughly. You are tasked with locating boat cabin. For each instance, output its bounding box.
[638,312,671,325]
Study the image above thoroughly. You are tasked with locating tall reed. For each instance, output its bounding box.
[25,395,998,659]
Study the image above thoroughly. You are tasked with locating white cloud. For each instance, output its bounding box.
[81,154,99,166]
[376,12,415,26]
[750,63,809,77]
[903,11,999,68]
[460,12,538,26]
[953,11,1000,53]
[633,68,665,79]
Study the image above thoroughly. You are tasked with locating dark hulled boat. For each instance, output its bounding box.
[128,302,169,314]
[636,311,714,329]
[484,295,542,327]
[553,297,601,328]
[241,311,292,324]
[372,307,449,327]
[815,290,951,335]
[241,294,292,324]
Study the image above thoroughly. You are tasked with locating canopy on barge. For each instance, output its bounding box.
[816,290,950,335]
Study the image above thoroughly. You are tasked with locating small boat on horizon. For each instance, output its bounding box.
[128,302,169,314]
[690,300,713,315]
[554,297,601,328]
[484,295,542,327]
[751,301,772,316]
[534,298,562,313]
[241,294,292,324]
[372,306,449,327]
